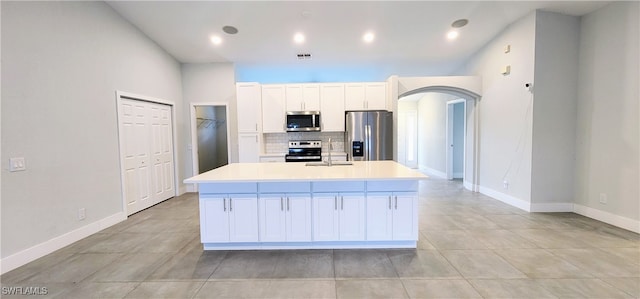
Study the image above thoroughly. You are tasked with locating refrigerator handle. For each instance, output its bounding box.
[365,125,371,161]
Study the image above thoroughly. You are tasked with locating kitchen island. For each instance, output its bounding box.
[184,161,427,250]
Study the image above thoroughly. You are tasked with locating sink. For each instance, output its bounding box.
[305,161,353,167]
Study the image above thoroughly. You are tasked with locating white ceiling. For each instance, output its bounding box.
[107,1,609,70]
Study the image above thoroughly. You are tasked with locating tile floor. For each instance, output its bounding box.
[1,178,639,298]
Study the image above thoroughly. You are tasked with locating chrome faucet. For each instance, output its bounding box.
[327,137,333,166]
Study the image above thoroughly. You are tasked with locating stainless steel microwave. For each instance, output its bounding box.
[286,111,321,132]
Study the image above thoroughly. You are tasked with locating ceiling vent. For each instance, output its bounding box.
[296,53,312,60]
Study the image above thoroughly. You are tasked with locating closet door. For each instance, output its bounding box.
[119,97,175,215]
[119,99,154,214]
[149,102,175,203]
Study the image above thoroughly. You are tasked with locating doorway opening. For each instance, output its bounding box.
[393,80,481,192]
[190,103,231,176]
[446,99,466,180]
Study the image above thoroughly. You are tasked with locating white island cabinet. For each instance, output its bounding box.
[184,161,427,250]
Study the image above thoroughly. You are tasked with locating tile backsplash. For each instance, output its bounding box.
[264,132,345,154]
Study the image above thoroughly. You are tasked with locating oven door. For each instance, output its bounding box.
[285,155,322,162]
[285,147,322,162]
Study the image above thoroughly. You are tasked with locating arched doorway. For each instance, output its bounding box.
[389,76,482,192]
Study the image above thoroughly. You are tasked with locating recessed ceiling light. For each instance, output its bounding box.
[294,33,305,44]
[451,19,469,28]
[363,32,375,43]
[446,30,459,40]
[222,26,238,35]
[210,36,222,45]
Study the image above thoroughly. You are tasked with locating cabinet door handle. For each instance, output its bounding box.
[229,198,233,212]
[287,197,290,211]
[255,123,258,131]
[341,196,344,210]
[395,196,398,210]
[388,196,392,210]
[223,198,227,212]
[280,197,284,211]
[334,196,337,210]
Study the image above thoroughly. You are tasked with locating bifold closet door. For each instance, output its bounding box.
[119,98,175,215]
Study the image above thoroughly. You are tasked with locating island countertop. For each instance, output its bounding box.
[184,160,427,184]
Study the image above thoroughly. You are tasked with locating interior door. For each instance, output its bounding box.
[119,99,153,215]
[118,95,176,216]
[150,102,175,203]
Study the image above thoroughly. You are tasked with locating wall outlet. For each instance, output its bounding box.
[9,157,26,172]
[503,180,509,189]
[599,193,607,204]
[78,208,86,221]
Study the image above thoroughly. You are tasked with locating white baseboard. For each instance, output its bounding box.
[463,181,476,192]
[0,212,126,275]
[479,186,531,212]
[573,204,640,233]
[530,202,574,212]
[185,184,197,193]
[419,166,447,179]
[178,185,188,196]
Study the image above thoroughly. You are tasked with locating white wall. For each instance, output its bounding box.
[1,1,184,270]
[417,93,457,176]
[530,11,580,208]
[181,63,238,173]
[456,12,537,204]
[575,2,639,224]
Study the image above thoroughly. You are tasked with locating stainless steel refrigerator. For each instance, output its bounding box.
[345,111,393,161]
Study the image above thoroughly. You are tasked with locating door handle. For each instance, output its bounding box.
[229,198,233,212]
[365,125,371,160]
[388,196,392,210]
[287,197,290,211]
[341,196,344,210]
[334,196,337,210]
[223,198,227,212]
[280,197,284,211]
[395,196,398,210]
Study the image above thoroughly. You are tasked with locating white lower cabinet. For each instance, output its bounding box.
[238,134,260,163]
[200,194,259,243]
[259,194,312,242]
[313,193,365,241]
[366,192,416,241]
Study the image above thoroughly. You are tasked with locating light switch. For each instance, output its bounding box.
[504,45,511,53]
[9,157,26,172]
[501,65,511,75]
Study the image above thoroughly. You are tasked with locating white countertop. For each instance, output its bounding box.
[184,161,427,183]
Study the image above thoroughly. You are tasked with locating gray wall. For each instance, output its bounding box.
[456,12,537,203]
[575,2,639,221]
[181,63,238,175]
[416,93,457,175]
[1,2,184,259]
[531,11,580,206]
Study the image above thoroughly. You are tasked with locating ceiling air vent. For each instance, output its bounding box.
[296,53,312,60]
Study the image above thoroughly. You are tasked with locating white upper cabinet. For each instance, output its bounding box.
[320,83,346,132]
[286,84,320,112]
[344,82,387,111]
[261,85,286,133]
[364,82,387,110]
[236,83,262,133]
